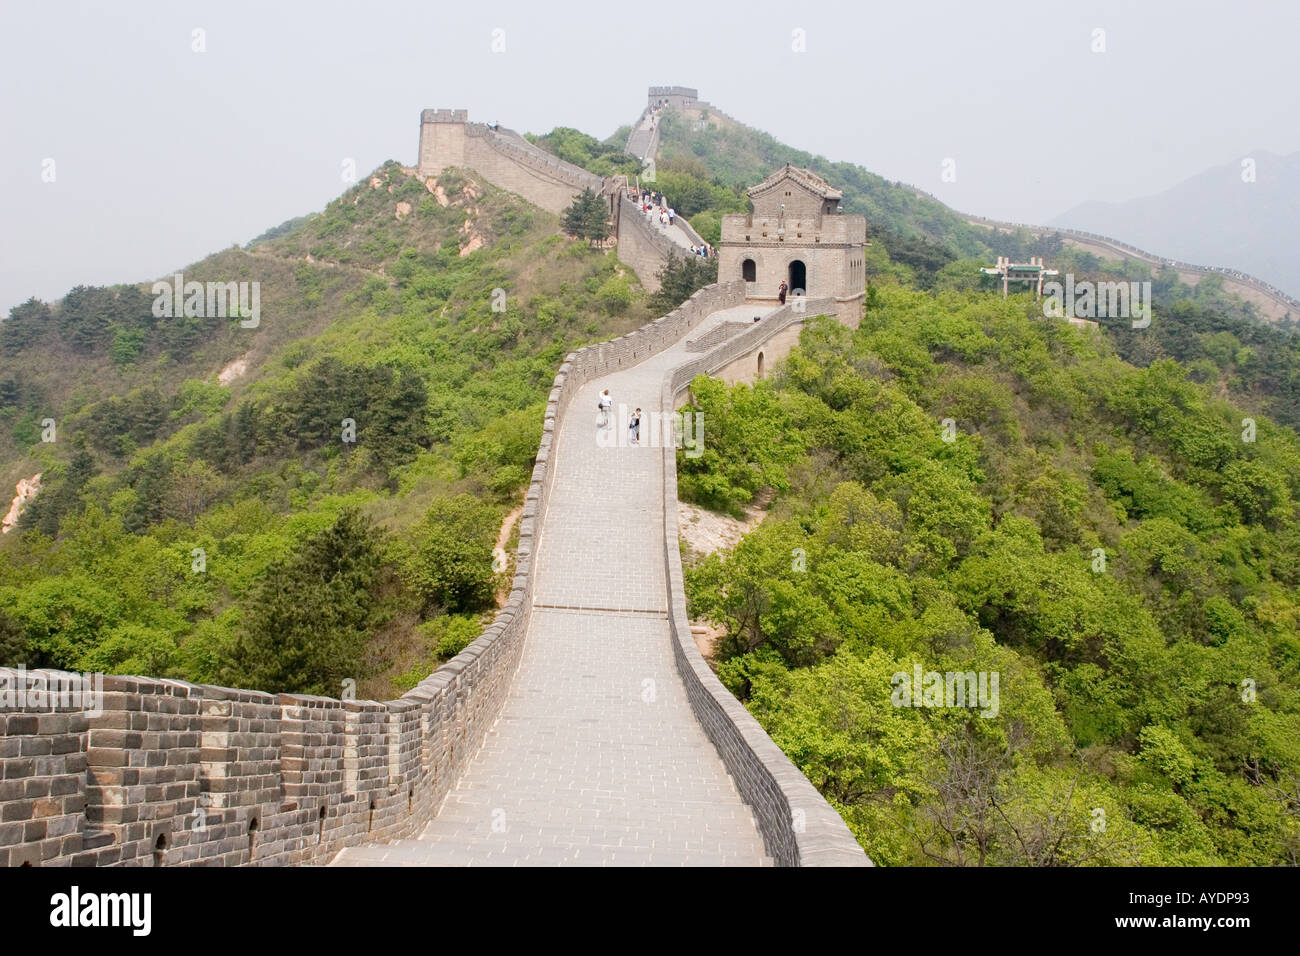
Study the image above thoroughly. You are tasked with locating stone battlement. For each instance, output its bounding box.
[649,85,698,108]
[420,108,468,124]
[724,212,868,246]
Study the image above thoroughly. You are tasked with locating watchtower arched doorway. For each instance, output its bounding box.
[788,260,807,295]
[757,351,765,378]
[742,258,756,282]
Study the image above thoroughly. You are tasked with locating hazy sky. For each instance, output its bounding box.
[2,0,1297,314]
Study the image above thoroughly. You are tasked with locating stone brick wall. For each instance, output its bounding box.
[615,194,684,293]
[417,112,603,215]
[674,214,707,250]
[659,299,872,866]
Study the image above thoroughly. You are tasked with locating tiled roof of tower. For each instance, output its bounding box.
[748,163,843,201]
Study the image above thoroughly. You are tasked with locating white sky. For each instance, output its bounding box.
[2,0,1297,313]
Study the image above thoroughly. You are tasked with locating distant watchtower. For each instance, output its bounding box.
[648,85,698,110]
[417,108,470,175]
[719,164,868,328]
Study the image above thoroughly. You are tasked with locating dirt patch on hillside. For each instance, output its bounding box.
[677,490,772,561]
[218,353,250,385]
[3,474,41,534]
[494,502,524,607]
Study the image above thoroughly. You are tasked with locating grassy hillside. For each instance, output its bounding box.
[682,286,1300,866]
[0,162,651,698]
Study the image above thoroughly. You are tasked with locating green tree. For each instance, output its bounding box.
[0,609,27,667]
[677,375,804,515]
[647,253,718,314]
[561,187,609,244]
[406,495,498,613]
[222,509,385,695]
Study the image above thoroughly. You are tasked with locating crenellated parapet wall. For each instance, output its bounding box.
[417,108,688,292]
[0,618,527,866]
[615,194,687,292]
[659,298,871,865]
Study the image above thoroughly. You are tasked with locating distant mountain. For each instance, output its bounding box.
[1051,150,1300,299]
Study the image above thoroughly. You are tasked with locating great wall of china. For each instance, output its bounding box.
[7,85,1285,868]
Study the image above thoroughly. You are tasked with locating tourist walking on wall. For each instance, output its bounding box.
[629,407,641,445]
[597,389,613,428]
[778,279,788,305]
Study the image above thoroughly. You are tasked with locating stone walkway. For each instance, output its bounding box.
[333,304,772,866]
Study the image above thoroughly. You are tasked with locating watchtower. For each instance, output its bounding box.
[648,85,698,110]
[417,109,470,175]
[719,164,867,327]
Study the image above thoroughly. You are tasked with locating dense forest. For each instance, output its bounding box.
[0,162,650,698]
[680,287,1300,865]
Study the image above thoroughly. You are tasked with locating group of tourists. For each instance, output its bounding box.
[637,188,674,229]
[631,187,712,256]
[642,197,676,232]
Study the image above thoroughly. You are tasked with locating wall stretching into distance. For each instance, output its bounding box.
[417,111,604,215]
[0,280,865,866]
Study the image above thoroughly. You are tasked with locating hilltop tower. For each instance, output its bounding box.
[648,85,698,109]
[417,109,470,175]
[719,164,867,327]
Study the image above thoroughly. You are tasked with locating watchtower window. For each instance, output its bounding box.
[742,259,756,282]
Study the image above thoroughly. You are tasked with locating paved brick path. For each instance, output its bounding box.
[333,304,772,866]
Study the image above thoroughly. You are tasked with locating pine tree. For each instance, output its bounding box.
[581,191,611,243]
[0,609,25,668]
[561,190,589,237]
[222,509,384,695]
[648,253,719,313]
[562,187,610,244]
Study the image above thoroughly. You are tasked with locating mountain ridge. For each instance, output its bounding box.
[1051,149,1300,300]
